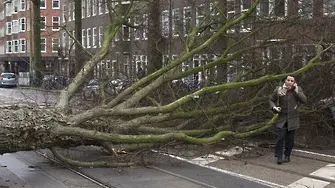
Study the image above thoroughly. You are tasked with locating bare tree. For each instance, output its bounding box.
[1,0,335,167]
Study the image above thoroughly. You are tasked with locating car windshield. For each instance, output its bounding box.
[1,73,15,78]
[88,79,99,86]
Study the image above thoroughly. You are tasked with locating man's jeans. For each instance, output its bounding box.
[275,123,296,158]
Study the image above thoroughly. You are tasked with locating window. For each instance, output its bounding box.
[7,41,12,53]
[183,7,192,36]
[40,0,46,9]
[98,0,103,15]
[82,29,86,47]
[196,4,205,26]
[122,19,130,41]
[12,20,19,33]
[123,54,130,77]
[105,0,109,14]
[87,28,91,48]
[143,14,148,40]
[87,0,91,17]
[82,0,86,18]
[13,0,19,13]
[20,0,25,11]
[196,4,205,35]
[68,3,72,21]
[134,15,141,40]
[92,0,96,16]
[6,22,12,35]
[52,38,59,52]
[270,0,287,17]
[52,16,60,31]
[227,0,236,33]
[72,3,75,20]
[161,10,169,38]
[257,0,270,17]
[172,8,180,37]
[13,40,19,53]
[41,38,46,52]
[92,27,97,48]
[52,0,60,9]
[298,0,313,18]
[19,18,25,32]
[62,5,66,22]
[19,39,26,52]
[210,2,220,32]
[62,32,67,51]
[324,0,335,16]
[68,32,73,51]
[40,16,46,30]
[98,26,103,47]
[5,4,10,17]
[241,0,253,32]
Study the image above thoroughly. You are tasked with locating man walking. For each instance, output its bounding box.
[269,75,307,164]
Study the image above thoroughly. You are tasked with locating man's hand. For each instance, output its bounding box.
[272,106,281,113]
[278,88,287,96]
[294,83,298,93]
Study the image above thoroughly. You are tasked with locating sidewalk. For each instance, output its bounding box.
[0,163,32,188]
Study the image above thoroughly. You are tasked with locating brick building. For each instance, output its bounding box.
[0,0,61,76]
[61,0,335,82]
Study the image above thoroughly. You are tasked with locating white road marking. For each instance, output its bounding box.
[293,149,335,159]
[310,164,335,181]
[152,150,286,188]
[215,146,252,157]
[287,177,330,188]
[191,154,225,165]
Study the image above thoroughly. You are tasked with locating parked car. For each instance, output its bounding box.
[0,72,18,87]
[82,78,130,100]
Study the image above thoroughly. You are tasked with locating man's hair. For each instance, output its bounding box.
[287,74,298,82]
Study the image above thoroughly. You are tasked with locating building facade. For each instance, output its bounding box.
[0,0,61,76]
[60,0,335,82]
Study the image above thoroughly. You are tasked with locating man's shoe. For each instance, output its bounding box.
[277,157,283,165]
[283,156,290,163]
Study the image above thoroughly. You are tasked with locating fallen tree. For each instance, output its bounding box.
[1,0,335,167]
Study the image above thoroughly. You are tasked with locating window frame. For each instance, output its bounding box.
[52,0,60,9]
[161,10,169,38]
[92,27,97,48]
[82,29,86,48]
[52,16,60,31]
[40,16,46,31]
[19,17,25,32]
[6,22,12,35]
[52,38,59,53]
[86,28,91,48]
[7,41,12,53]
[172,8,180,37]
[183,6,192,37]
[19,39,26,52]
[40,0,46,9]
[98,26,103,48]
[20,0,25,11]
[41,38,46,52]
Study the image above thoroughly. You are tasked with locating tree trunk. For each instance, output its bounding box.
[74,0,85,75]
[147,0,163,74]
[32,0,43,85]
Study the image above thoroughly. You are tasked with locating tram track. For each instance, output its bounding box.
[34,150,224,188]
[35,150,117,188]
